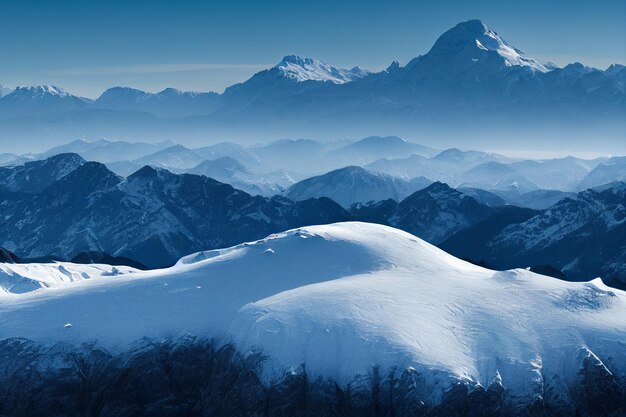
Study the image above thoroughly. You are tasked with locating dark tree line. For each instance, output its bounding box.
[0,338,623,417]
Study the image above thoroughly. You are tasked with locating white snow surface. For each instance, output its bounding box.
[0,222,624,398]
[0,262,138,294]
[473,28,547,72]
[276,55,369,83]
[12,85,71,97]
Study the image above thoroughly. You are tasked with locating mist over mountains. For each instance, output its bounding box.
[1,16,625,416]
[3,144,626,290]
[4,135,625,197]
[0,20,624,153]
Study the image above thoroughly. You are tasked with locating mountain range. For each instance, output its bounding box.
[3,152,626,290]
[0,154,349,267]
[6,136,626,197]
[0,20,623,152]
[2,14,626,417]
[443,181,626,289]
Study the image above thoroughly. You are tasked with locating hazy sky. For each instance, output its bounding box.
[1,0,624,98]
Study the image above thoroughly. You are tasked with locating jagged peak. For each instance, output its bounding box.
[11,85,71,98]
[274,54,369,84]
[51,160,121,190]
[279,54,317,66]
[385,60,401,73]
[128,164,159,180]
[426,19,547,72]
[126,164,177,184]
[423,181,454,193]
[40,152,86,165]
[605,63,625,75]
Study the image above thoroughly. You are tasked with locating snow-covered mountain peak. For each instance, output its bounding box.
[426,20,547,72]
[12,85,71,98]
[275,54,369,83]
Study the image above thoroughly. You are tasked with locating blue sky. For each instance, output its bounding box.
[1,0,624,98]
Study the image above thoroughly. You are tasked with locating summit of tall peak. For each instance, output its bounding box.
[424,20,548,72]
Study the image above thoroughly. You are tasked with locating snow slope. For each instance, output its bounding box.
[467,21,547,72]
[0,262,138,295]
[276,55,369,83]
[0,222,624,403]
[11,85,71,98]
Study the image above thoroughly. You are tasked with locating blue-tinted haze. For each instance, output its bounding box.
[1,0,624,97]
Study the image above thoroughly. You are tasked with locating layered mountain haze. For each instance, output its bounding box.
[351,182,494,244]
[578,157,626,190]
[188,157,287,195]
[1,9,625,416]
[286,166,432,208]
[0,85,89,118]
[38,138,176,162]
[0,154,350,267]
[0,20,623,152]
[95,86,220,117]
[132,144,206,170]
[4,144,626,287]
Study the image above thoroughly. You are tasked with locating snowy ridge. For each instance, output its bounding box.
[472,23,547,72]
[0,262,137,295]
[276,55,369,83]
[426,19,548,72]
[11,85,71,98]
[0,222,624,405]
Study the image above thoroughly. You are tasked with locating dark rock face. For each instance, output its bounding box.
[0,153,85,193]
[0,338,623,417]
[0,247,18,263]
[70,252,148,270]
[439,205,540,267]
[351,182,493,244]
[3,153,626,291]
[0,155,349,268]
[441,182,626,290]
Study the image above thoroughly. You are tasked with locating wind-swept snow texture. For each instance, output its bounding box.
[0,222,624,404]
[0,262,138,294]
